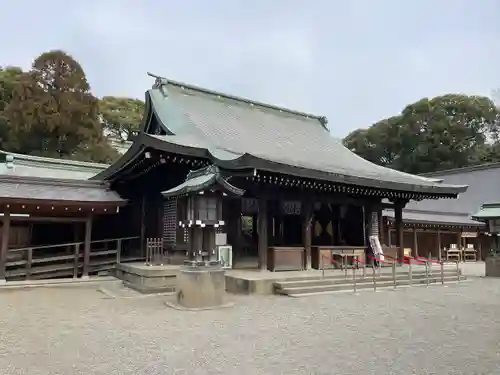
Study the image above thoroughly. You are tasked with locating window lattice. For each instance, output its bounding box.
[163,199,177,246]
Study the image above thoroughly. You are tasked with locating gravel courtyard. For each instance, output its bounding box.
[1,275,499,375]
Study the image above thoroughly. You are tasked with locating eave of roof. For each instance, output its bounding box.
[420,162,500,177]
[0,149,108,180]
[95,75,468,197]
[0,175,126,204]
[162,165,245,198]
[383,209,484,227]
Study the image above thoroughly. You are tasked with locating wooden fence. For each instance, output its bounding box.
[4,236,140,281]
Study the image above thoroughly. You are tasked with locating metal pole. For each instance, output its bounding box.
[392,261,397,289]
[344,257,348,279]
[441,260,444,285]
[408,258,412,287]
[321,255,325,279]
[353,266,357,293]
[456,260,460,282]
[372,264,377,292]
[425,261,430,287]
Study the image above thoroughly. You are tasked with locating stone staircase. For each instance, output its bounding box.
[274,267,467,297]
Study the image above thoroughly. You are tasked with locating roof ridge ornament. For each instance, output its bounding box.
[318,116,328,128]
[147,72,169,97]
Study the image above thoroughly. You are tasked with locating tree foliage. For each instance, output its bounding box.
[99,96,144,140]
[0,66,25,147]
[3,50,119,163]
[343,94,500,174]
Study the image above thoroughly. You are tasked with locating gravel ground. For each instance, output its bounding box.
[1,277,500,375]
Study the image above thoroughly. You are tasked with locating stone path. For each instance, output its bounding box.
[1,277,499,375]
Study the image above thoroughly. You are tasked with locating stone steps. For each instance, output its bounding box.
[274,271,466,297]
[276,270,459,289]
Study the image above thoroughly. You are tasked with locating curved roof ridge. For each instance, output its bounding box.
[147,72,328,128]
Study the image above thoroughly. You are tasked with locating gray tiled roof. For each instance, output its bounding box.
[405,164,500,215]
[138,80,466,196]
[383,209,484,227]
[0,175,125,203]
[0,150,108,180]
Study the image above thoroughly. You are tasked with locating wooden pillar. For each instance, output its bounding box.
[82,215,93,278]
[233,198,242,261]
[252,213,258,243]
[140,195,146,257]
[363,206,369,245]
[0,211,11,283]
[267,201,275,246]
[302,201,313,270]
[394,203,404,262]
[377,209,383,238]
[157,194,164,240]
[413,227,418,258]
[437,228,442,261]
[258,197,268,271]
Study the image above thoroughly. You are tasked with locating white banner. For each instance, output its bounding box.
[369,235,384,262]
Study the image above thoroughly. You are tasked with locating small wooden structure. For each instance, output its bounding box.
[382,210,486,262]
[145,237,164,265]
[0,175,129,281]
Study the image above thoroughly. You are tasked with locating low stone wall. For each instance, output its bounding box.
[485,257,500,277]
[115,263,178,293]
[225,275,275,295]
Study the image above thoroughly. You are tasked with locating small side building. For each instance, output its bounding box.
[382,163,500,260]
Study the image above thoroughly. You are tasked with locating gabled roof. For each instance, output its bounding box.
[0,150,108,180]
[96,75,467,197]
[472,203,500,219]
[0,175,125,204]
[162,165,245,198]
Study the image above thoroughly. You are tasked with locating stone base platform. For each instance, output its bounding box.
[224,269,348,295]
[224,265,437,295]
[114,263,436,296]
[115,262,178,294]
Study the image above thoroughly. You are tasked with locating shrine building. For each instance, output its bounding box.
[0,75,468,282]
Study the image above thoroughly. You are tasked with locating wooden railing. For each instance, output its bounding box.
[5,236,140,281]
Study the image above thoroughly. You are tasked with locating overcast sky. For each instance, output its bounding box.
[1,0,499,137]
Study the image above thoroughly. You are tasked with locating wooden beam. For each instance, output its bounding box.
[257,197,268,271]
[437,228,442,261]
[140,195,146,257]
[10,216,88,223]
[394,202,404,261]
[389,228,472,235]
[0,211,11,282]
[246,184,374,207]
[82,215,93,278]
